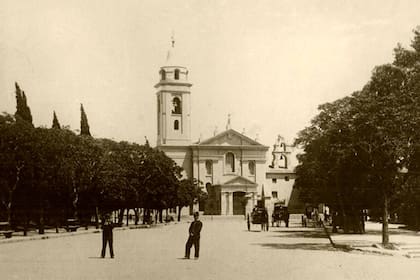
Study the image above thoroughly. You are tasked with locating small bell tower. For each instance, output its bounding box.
[270,135,289,169]
[156,35,192,146]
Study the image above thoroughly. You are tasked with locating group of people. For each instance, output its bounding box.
[99,212,203,260]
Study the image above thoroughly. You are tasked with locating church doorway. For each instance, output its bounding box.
[233,192,246,215]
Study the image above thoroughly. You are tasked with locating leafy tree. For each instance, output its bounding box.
[390,26,420,230]
[70,135,104,225]
[138,146,182,222]
[295,27,420,244]
[176,178,204,221]
[100,140,141,224]
[0,113,34,227]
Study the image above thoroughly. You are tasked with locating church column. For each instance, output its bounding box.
[221,191,227,215]
[225,192,229,215]
[228,192,233,215]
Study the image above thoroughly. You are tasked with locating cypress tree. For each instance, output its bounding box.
[80,103,91,136]
[144,136,150,147]
[14,82,33,125]
[21,91,33,124]
[52,111,61,129]
[15,82,24,119]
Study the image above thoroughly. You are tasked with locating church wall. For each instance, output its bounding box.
[157,146,192,180]
[192,148,267,187]
[265,174,296,206]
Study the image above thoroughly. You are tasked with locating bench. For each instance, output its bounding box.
[66,219,80,232]
[0,222,13,238]
[66,226,79,232]
[0,230,13,238]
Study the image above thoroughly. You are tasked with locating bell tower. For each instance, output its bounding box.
[156,36,192,146]
[270,135,289,169]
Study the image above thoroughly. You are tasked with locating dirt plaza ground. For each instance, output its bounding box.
[0,216,420,280]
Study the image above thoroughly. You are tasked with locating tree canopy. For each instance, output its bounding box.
[294,27,420,242]
[1,90,201,232]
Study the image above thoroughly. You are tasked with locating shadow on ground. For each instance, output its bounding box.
[267,230,328,239]
[253,242,338,252]
[362,228,418,236]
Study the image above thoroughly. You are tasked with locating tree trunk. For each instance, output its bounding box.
[338,196,349,233]
[126,208,129,226]
[159,209,163,223]
[55,210,59,233]
[39,207,45,234]
[6,202,12,229]
[154,210,158,224]
[382,194,389,245]
[118,208,124,224]
[95,206,99,229]
[23,212,28,236]
[134,208,139,225]
[332,209,338,233]
[143,208,151,224]
[178,206,182,222]
[6,165,22,228]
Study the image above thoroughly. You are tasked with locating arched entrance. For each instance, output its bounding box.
[233,192,246,215]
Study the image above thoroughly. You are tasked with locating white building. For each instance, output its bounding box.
[156,41,299,215]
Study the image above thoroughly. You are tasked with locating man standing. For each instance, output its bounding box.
[101,214,114,258]
[185,212,203,259]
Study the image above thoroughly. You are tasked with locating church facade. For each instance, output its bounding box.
[155,43,299,216]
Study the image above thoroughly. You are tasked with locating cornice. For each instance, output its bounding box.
[154,82,192,88]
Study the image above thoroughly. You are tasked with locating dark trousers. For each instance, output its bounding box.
[101,233,114,257]
[185,236,200,258]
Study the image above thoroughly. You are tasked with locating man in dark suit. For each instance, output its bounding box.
[185,212,203,259]
[101,214,114,258]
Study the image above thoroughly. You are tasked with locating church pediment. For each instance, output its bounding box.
[198,129,264,147]
[223,176,257,186]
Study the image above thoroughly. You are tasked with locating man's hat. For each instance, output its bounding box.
[193,212,199,217]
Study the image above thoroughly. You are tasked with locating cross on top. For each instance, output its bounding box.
[171,31,175,48]
[226,114,231,130]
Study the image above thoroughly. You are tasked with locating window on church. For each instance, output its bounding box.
[248,161,255,175]
[160,69,166,80]
[272,191,278,199]
[172,97,182,114]
[174,120,179,130]
[205,160,212,175]
[174,69,180,80]
[225,152,235,173]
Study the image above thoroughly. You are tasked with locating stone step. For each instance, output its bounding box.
[407,251,420,255]
[399,246,420,249]
[396,245,420,250]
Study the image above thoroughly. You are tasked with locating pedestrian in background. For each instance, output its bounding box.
[184,212,203,259]
[101,213,114,258]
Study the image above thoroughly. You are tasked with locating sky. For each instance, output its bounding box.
[1,0,420,147]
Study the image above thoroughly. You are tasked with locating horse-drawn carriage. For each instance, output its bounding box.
[247,206,269,231]
[271,203,289,227]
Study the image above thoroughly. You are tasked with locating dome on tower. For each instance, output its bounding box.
[157,35,190,84]
[163,35,185,68]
